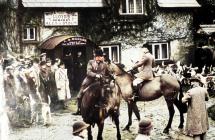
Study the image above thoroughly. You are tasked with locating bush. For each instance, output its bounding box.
[208,105,215,120]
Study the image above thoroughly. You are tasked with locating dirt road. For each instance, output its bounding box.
[9,97,215,140]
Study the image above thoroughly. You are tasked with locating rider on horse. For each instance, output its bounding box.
[73,49,110,115]
[131,47,155,94]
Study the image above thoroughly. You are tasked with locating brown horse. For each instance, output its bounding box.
[81,76,121,140]
[107,62,187,133]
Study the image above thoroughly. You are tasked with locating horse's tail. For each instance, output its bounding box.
[175,80,187,113]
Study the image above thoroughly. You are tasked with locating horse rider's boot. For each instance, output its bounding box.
[132,84,139,95]
[131,83,142,101]
[73,98,81,115]
[73,87,85,115]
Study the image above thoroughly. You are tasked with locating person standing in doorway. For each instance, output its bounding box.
[73,51,86,91]
[55,62,71,109]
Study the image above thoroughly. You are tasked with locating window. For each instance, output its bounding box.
[99,44,121,63]
[23,27,36,41]
[120,0,144,15]
[148,43,169,60]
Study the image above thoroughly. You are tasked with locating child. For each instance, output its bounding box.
[72,121,89,140]
[135,118,153,140]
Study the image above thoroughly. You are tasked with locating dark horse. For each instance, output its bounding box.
[81,76,121,140]
[107,62,187,133]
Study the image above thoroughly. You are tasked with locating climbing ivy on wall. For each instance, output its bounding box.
[0,4,19,53]
[78,0,157,44]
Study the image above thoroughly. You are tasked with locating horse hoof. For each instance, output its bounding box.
[163,129,169,134]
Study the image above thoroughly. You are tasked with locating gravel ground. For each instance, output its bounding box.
[9,97,215,140]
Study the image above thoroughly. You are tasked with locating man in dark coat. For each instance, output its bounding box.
[73,49,109,115]
[73,51,86,91]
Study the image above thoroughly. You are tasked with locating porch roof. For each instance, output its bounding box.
[38,35,96,50]
[157,0,201,7]
[22,0,106,8]
[197,24,215,35]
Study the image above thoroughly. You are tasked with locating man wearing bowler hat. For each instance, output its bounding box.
[73,49,109,115]
[72,121,89,140]
[135,118,153,140]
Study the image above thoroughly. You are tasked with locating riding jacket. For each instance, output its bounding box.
[132,52,155,80]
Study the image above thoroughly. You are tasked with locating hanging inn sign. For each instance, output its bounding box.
[44,12,78,26]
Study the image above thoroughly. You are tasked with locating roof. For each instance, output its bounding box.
[197,24,215,35]
[22,0,106,8]
[157,0,201,7]
[38,35,96,50]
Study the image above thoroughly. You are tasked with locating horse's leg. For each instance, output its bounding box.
[163,98,175,134]
[131,101,140,121]
[87,125,93,140]
[97,122,104,140]
[123,102,133,131]
[174,99,185,129]
[113,111,121,140]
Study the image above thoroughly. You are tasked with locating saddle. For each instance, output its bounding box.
[132,80,150,101]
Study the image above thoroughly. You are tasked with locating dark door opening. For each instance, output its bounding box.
[63,46,87,92]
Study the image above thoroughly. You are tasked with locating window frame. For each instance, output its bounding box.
[99,44,121,63]
[119,0,144,15]
[148,42,170,61]
[23,26,37,41]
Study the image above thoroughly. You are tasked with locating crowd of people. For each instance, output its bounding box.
[3,53,71,127]
[1,48,214,139]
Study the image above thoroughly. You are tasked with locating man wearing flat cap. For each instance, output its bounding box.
[73,49,109,115]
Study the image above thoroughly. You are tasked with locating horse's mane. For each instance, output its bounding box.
[114,63,126,73]
[114,63,134,78]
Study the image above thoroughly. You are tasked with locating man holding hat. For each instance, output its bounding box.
[72,121,89,140]
[73,49,109,115]
[182,77,209,140]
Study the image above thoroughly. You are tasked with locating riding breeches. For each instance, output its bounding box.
[133,78,143,86]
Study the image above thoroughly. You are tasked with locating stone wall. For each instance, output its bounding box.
[0,4,19,55]
[20,4,195,66]
[102,9,194,66]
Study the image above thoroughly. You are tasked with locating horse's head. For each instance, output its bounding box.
[107,62,125,76]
